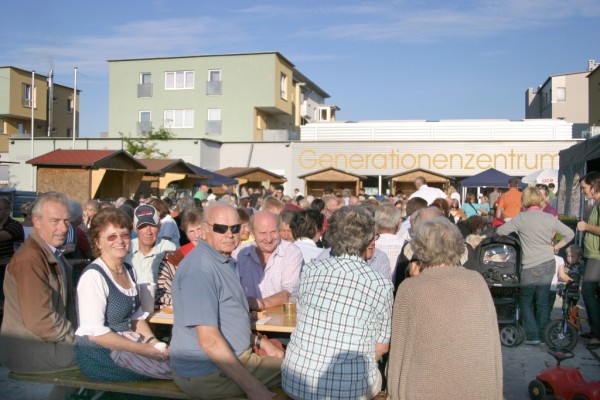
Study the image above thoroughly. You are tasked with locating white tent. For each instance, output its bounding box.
[521,168,558,187]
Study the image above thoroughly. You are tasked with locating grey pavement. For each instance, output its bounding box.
[2,342,598,399]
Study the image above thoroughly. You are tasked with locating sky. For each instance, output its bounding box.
[1,0,599,137]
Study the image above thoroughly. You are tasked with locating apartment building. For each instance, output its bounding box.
[107,52,337,142]
[525,60,599,137]
[0,67,79,152]
[588,65,600,130]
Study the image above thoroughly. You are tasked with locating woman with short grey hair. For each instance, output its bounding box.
[282,205,393,399]
[387,217,503,400]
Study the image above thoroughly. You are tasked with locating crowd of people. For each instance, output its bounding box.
[0,173,597,399]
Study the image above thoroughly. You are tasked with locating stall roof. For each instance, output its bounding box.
[298,167,366,180]
[136,159,201,175]
[214,167,286,182]
[385,168,453,182]
[27,149,146,169]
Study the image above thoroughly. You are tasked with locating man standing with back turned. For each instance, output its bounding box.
[496,178,522,221]
[171,203,284,400]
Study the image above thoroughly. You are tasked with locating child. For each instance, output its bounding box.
[565,244,584,280]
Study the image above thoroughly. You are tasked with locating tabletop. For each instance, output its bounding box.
[148,305,296,334]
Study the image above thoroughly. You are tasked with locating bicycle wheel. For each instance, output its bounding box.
[544,320,578,350]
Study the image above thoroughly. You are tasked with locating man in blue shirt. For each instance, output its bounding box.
[170,203,283,399]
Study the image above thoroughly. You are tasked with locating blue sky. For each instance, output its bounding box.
[1,0,599,137]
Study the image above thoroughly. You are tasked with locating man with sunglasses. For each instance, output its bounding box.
[236,211,303,311]
[126,205,176,285]
[171,204,283,400]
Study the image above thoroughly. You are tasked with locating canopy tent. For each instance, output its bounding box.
[557,136,600,217]
[460,168,525,188]
[521,168,558,186]
[186,163,238,186]
[459,168,525,202]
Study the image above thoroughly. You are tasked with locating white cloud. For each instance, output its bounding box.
[3,17,253,77]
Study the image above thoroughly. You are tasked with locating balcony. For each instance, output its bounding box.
[206,81,222,95]
[205,120,222,135]
[137,83,153,98]
[263,129,299,141]
[136,121,153,135]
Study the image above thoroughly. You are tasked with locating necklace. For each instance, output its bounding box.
[101,258,125,275]
[109,267,125,275]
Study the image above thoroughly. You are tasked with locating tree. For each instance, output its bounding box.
[120,127,176,159]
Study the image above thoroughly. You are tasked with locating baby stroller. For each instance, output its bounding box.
[476,233,524,346]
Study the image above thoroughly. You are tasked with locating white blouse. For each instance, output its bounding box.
[75,258,145,337]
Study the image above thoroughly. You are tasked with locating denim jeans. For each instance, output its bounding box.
[519,259,556,341]
[582,258,600,339]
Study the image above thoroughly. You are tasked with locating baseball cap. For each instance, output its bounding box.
[133,205,160,229]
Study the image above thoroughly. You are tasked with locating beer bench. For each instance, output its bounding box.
[8,369,289,399]
[9,369,191,399]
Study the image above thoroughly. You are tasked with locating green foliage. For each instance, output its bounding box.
[120,127,176,159]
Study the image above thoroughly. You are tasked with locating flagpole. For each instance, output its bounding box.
[72,66,78,148]
[30,70,35,191]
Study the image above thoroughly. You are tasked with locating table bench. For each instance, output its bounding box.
[8,369,289,399]
[9,369,191,399]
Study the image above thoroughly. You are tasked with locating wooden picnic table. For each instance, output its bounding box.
[148,305,296,334]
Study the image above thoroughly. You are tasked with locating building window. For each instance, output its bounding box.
[22,83,35,107]
[67,128,72,137]
[206,108,222,135]
[207,69,222,95]
[138,73,153,97]
[165,71,194,90]
[164,109,194,128]
[67,98,73,113]
[556,87,566,102]
[137,111,152,134]
[280,73,288,100]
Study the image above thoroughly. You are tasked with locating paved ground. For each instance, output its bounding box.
[2,342,598,399]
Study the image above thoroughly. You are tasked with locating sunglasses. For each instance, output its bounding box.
[102,233,131,242]
[208,223,241,234]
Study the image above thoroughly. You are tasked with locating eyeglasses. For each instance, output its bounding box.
[536,184,549,191]
[207,223,241,234]
[102,233,131,242]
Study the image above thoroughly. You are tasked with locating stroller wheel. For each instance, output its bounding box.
[500,325,521,347]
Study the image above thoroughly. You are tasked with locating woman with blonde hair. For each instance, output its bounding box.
[497,187,574,345]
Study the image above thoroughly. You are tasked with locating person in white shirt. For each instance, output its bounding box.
[126,205,176,285]
[290,209,324,264]
[408,176,447,205]
[375,205,405,281]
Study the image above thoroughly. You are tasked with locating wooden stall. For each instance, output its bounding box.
[298,167,366,197]
[386,168,454,197]
[27,149,146,204]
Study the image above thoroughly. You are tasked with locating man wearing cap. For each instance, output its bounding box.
[126,204,176,285]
